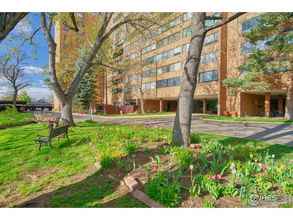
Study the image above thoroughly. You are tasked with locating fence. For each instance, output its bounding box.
[101,105,138,115]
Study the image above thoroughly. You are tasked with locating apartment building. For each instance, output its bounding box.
[54,12,288,117]
[53,12,105,111]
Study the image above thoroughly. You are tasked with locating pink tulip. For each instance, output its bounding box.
[207,175,211,180]
[262,171,266,176]
[212,174,216,180]
[290,159,293,163]
[190,165,194,170]
[217,174,222,179]
[262,166,266,171]
[155,165,159,169]
[232,169,236,175]
[230,163,236,169]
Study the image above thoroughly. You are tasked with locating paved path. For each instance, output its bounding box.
[47,111,293,147]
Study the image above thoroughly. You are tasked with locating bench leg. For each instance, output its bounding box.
[50,140,53,150]
[67,133,69,140]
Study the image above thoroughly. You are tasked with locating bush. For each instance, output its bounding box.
[0,106,20,118]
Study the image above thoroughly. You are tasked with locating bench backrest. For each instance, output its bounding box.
[50,124,69,138]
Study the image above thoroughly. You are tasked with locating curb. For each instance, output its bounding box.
[200,117,293,125]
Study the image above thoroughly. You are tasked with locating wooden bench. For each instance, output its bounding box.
[35,124,69,150]
[43,116,61,132]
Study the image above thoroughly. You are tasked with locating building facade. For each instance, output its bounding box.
[55,12,288,117]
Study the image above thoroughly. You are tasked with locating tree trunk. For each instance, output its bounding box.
[284,79,293,120]
[172,13,206,147]
[12,88,18,108]
[140,93,145,114]
[60,96,76,126]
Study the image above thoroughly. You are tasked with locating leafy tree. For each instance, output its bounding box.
[73,49,98,111]
[172,12,245,147]
[223,12,293,119]
[40,12,160,126]
[18,90,31,103]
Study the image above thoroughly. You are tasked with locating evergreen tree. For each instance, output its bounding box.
[223,12,293,119]
[73,49,98,111]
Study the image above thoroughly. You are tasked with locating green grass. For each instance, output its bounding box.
[1,119,293,207]
[0,113,35,128]
[201,116,293,124]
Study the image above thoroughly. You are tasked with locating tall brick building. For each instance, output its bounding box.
[55,12,288,117]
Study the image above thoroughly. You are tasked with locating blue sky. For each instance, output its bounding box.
[0,13,53,100]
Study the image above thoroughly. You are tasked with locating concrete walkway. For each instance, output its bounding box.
[47,111,293,147]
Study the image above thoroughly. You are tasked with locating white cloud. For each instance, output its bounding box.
[25,87,53,100]
[22,66,43,75]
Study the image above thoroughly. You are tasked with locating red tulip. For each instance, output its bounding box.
[197,145,200,149]
[155,165,159,169]
[129,163,131,166]
[262,171,266,176]
[115,124,117,126]
[127,156,128,158]
[262,166,266,171]
[124,136,126,138]
[212,174,216,180]
[207,175,211,180]
[114,129,116,131]
[236,141,239,144]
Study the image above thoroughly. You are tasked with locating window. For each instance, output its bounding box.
[124,36,129,43]
[77,21,85,27]
[113,12,123,23]
[182,43,190,53]
[143,56,155,66]
[142,43,156,55]
[144,31,156,42]
[124,45,129,53]
[157,46,181,62]
[204,32,219,46]
[113,49,123,59]
[157,16,181,36]
[183,12,192,22]
[157,32,181,49]
[199,70,218,83]
[124,87,129,93]
[124,76,129,83]
[205,13,220,27]
[113,29,124,41]
[76,39,84,44]
[142,69,155,78]
[241,37,272,55]
[64,53,68,57]
[200,51,218,65]
[157,62,180,75]
[157,77,180,88]
[112,71,122,76]
[130,52,137,60]
[64,26,69,31]
[64,44,68,49]
[157,12,172,22]
[112,88,123,94]
[114,39,123,49]
[77,31,85,35]
[242,16,260,33]
[141,81,155,91]
[132,85,137,92]
[76,13,85,19]
[64,35,69,40]
[183,26,192,38]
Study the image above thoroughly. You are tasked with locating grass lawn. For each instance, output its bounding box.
[0,113,35,129]
[0,120,292,207]
[201,115,293,124]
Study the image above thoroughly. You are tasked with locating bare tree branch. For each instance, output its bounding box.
[204,12,246,33]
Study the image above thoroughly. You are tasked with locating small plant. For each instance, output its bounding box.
[223,177,238,197]
[117,159,123,169]
[202,199,215,208]
[188,165,200,197]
